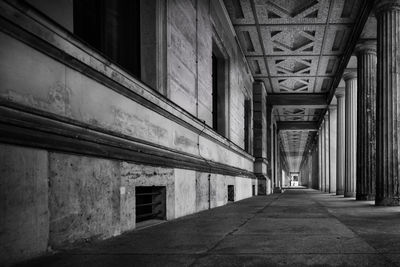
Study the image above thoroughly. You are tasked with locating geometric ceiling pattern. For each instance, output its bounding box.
[224,0,363,171]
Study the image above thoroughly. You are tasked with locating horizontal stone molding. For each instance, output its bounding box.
[0,1,254,163]
[0,104,256,178]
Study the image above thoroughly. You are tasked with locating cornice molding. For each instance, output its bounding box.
[0,104,256,178]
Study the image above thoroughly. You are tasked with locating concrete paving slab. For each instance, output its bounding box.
[211,234,376,254]
[236,218,356,236]
[17,189,400,267]
[192,253,396,267]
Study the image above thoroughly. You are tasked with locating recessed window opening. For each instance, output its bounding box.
[244,98,252,153]
[74,0,142,79]
[228,185,235,202]
[136,186,166,223]
[212,39,228,137]
[25,0,164,93]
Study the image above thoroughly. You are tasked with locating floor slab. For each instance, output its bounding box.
[16,189,400,267]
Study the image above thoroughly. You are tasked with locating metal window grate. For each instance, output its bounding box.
[136,186,166,223]
[228,185,235,202]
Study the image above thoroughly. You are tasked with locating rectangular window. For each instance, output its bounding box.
[244,98,252,153]
[73,0,141,78]
[25,0,165,93]
[212,53,219,131]
[212,40,228,137]
[136,186,166,223]
[227,185,235,202]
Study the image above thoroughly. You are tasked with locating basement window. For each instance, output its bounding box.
[228,185,235,202]
[136,186,166,223]
[212,39,228,137]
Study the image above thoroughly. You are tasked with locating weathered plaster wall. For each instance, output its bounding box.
[312,147,320,189]
[0,31,253,171]
[214,174,229,207]
[121,163,176,221]
[167,0,253,149]
[174,169,197,218]
[0,144,49,265]
[196,172,211,212]
[235,176,253,201]
[211,1,253,147]
[49,153,121,248]
[0,1,256,264]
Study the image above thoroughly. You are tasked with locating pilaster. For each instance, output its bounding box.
[253,82,270,195]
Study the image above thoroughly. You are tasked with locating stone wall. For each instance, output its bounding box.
[0,144,255,264]
[0,1,256,264]
[167,0,253,148]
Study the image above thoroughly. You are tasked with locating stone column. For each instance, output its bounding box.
[253,82,270,195]
[318,129,323,191]
[274,123,280,190]
[321,122,326,192]
[344,72,357,198]
[355,41,377,201]
[335,88,345,195]
[324,113,330,192]
[329,105,337,193]
[375,0,400,205]
[266,104,274,189]
[308,152,312,187]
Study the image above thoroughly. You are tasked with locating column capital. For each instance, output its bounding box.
[335,87,345,98]
[375,0,400,15]
[329,105,338,111]
[355,40,377,56]
[343,71,357,81]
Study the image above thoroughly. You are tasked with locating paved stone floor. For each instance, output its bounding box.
[17,189,400,267]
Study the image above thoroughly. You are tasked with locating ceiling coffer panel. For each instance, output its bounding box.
[224,0,255,25]
[224,0,366,172]
[260,26,324,55]
[254,0,330,24]
[270,77,315,93]
[248,57,269,77]
[267,56,319,77]
[322,25,353,55]
[236,26,263,55]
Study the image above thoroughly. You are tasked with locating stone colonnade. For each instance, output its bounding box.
[313,0,400,206]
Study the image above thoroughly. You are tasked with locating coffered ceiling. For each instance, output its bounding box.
[224,0,370,172]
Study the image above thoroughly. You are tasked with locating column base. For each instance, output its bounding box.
[356,193,375,201]
[256,175,267,195]
[375,197,400,206]
[273,187,283,193]
[336,190,344,195]
[344,192,355,198]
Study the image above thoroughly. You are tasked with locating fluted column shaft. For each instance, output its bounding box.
[322,129,325,191]
[329,106,337,193]
[318,128,323,191]
[336,89,345,195]
[324,114,330,192]
[344,72,357,198]
[355,42,377,201]
[375,0,400,205]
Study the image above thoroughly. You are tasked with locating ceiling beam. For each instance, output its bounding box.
[268,93,328,108]
[277,121,319,131]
